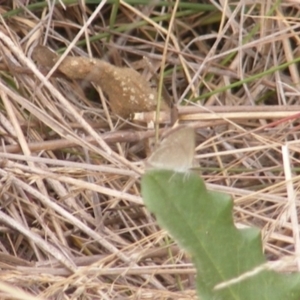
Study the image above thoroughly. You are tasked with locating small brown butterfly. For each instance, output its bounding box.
[146,127,195,173]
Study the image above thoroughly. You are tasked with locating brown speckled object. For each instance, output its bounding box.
[32,46,168,118]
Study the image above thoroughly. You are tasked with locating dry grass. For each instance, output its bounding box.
[0,0,300,299]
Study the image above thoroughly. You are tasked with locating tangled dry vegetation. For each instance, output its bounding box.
[0,1,300,299]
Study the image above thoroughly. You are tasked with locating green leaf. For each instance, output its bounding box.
[141,170,300,300]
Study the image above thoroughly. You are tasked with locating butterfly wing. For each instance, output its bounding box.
[147,127,195,172]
